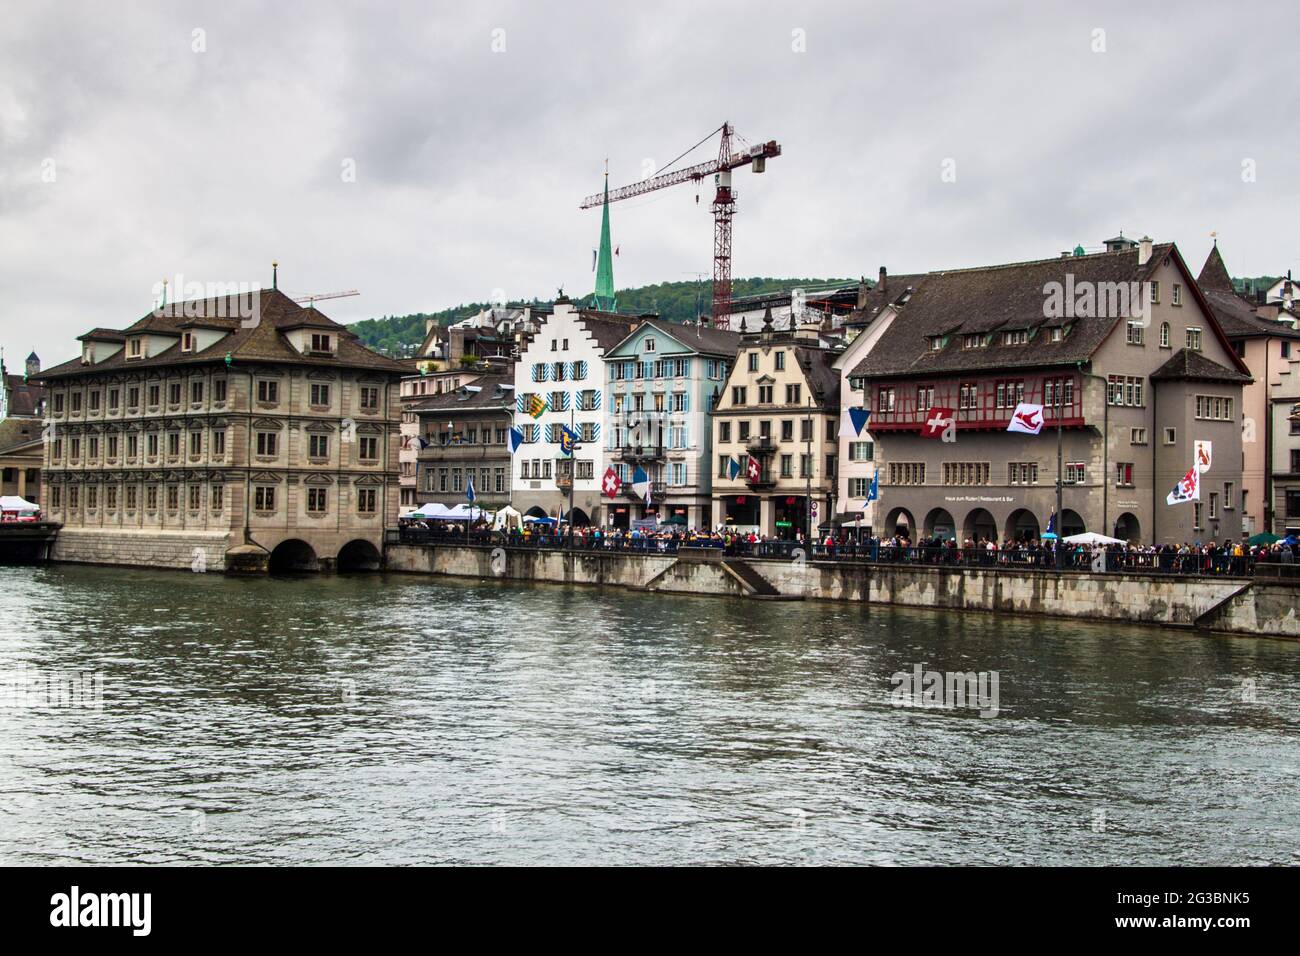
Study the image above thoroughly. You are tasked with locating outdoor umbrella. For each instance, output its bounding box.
[1247,531,1281,546]
[1062,531,1127,547]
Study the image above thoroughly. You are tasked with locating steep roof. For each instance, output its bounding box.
[3,373,45,417]
[1196,246,1300,341]
[410,373,514,413]
[797,346,842,408]
[573,312,640,352]
[610,318,743,357]
[853,243,1210,379]
[1150,347,1252,384]
[844,272,925,328]
[37,289,409,381]
[0,416,42,455]
[1197,244,1236,294]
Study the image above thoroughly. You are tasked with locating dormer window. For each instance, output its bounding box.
[310,333,333,353]
[644,338,656,353]
[929,336,943,351]
[82,344,94,364]
[128,337,143,359]
[962,334,986,350]
[181,332,195,352]
[1002,329,1029,346]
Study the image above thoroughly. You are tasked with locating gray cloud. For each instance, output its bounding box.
[1,0,1297,366]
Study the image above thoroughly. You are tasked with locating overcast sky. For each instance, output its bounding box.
[2,0,1296,366]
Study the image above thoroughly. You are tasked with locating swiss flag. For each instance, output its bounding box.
[601,466,622,498]
[746,455,761,482]
[921,406,954,438]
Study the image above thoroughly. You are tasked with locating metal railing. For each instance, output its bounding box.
[388,528,1292,577]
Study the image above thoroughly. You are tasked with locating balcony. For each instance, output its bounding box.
[613,444,665,463]
[746,436,776,455]
[745,470,776,490]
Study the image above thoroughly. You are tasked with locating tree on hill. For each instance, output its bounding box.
[348,277,854,353]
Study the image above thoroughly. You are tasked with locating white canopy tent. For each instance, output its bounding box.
[0,495,39,513]
[493,505,522,530]
[1062,531,1127,547]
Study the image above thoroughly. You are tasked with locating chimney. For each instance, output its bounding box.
[877,266,887,293]
[1138,236,1153,266]
[1284,270,1293,309]
[856,276,868,310]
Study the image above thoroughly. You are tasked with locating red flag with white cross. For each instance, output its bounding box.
[601,466,622,498]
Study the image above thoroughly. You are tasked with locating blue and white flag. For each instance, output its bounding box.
[867,469,879,503]
[507,425,524,454]
[559,424,577,457]
[632,465,652,506]
[1044,510,1057,537]
[466,475,476,503]
[727,455,742,481]
[838,407,872,438]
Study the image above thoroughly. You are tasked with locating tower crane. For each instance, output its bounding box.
[579,123,780,329]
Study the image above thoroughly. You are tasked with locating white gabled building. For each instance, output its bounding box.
[510,299,637,524]
[834,269,922,535]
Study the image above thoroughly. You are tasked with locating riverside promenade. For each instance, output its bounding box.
[385,534,1300,640]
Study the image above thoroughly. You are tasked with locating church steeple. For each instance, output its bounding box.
[593,165,616,312]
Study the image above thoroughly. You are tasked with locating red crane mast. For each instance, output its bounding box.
[579,123,780,329]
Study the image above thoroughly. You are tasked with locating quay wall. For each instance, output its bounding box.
[385,544,1299,639]
[50,529,231,572]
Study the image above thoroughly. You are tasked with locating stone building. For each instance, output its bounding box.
[601,318,740,528]
[853,239,1250,546]
[1196,244,1300,535]
[834,269,923,532]
[412,373,515,513]
[0,350,45,502]
[35,288,406,571]
[710,313,842,538]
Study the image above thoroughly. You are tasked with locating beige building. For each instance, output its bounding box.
[36,288,407,571]
[854,238,1250,546]
[710,313,842,538]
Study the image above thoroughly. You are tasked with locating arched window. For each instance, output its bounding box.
[1159,322,1170,348]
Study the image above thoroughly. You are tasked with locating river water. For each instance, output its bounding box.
[0,564,1295,865]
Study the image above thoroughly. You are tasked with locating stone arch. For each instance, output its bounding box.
[923,507,956,541]
[337,539,382,572]
[882,506,915,539]
[524,505,549,519]
[1005,508,1040,542]
[268,538,319,573]
[1061,508,1086,537]
[963,507,998,544]
[1114,512,1141,543]
[565,506,591,527]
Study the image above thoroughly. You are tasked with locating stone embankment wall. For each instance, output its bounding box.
[50,529,231,572]
[385,544,1300,639]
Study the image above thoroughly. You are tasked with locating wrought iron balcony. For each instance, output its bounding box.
[613,443,665,462]
[746,436,776,455]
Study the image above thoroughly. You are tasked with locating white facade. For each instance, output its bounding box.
[834,306,900,533]
[510,302,632,522]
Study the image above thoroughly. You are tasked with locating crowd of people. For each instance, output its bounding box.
[397,517,1299,575]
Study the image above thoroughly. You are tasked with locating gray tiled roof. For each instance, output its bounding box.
[853,244,1176,379]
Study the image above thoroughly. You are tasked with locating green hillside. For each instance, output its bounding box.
[348,277,854,355]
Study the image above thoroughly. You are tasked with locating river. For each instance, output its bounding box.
[0,564,1295,865]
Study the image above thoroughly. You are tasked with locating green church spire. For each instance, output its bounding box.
[593,168,616,312]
